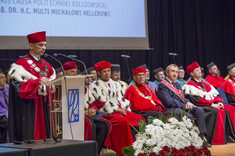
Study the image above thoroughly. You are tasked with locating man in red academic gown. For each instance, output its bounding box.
[183,61,235,145]
[222,63,235,106]
[124,67,167,120]
[89,60,145,155]
[8,31,56,141]
[205,62,225,89]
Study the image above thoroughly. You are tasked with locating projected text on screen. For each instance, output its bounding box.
[0,0,146,37]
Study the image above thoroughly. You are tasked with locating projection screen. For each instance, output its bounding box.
[0,0,149,50]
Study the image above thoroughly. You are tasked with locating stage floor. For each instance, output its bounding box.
[210,143,235,156]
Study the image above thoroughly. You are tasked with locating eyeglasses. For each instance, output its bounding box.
[135,74,146,77]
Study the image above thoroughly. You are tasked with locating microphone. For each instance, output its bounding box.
[44,53,65,75]
[19,55,26,58]
[68,55,77,58]
[168,53,178,56]
[53,53,88,75]
[121,54,131,58]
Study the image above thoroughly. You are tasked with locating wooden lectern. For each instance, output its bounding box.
[48,75,86,140]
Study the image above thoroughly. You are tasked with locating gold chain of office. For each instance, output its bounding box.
[133,84,156,105]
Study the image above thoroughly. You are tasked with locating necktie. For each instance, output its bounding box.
[38,58,42,63]
[173,83,177,89]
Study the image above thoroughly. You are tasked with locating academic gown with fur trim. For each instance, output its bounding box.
[222,78,235,106]
[89,79,145,155]
[124,83,167,112]
[84,87,110,148]
[183,79,235,145]
[8,53,55,141]
[205,74,225,89]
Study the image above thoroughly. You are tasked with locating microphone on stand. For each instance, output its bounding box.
[68,55,77,58]
[168,53,178,56]
[43,53,65,142]
[121,54,131,59]
[44,53,65,75]
[53,53,88,75]
[19,55,27,58]
[121,54,132,83]
[168,53,178,64]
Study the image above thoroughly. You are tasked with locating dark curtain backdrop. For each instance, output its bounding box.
[0,0,234,82]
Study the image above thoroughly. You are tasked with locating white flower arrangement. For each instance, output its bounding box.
[123,115,211,156]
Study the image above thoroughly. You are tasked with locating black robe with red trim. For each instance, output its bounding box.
[8,53,55,141]
[183,78,235,145]
[222,77,235,106]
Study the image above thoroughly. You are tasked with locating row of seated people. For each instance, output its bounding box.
[61,60,235,155]
[2,55,235,155]
[5,32,234,155]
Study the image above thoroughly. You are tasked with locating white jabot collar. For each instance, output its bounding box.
[29,52,40,61]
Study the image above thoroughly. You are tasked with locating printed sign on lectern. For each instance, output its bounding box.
[67,89,80,123]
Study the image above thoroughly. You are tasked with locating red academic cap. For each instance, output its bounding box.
[132,67,146,76]
[186,61,200,74]
[94,60,111,71]
[27,31,46,43]
[63,61,77,71]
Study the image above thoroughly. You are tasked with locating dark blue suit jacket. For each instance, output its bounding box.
[157,79,190,109]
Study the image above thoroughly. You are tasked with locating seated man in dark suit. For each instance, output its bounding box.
[157,64,208,145]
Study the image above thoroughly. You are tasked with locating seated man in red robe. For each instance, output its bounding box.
[222,63,235,106]
[183,61,235,145]
[124,67,167,121]
[63,61,110,154]
[89,60,145,155]
[205,62,225,89]
[8,31,56,141]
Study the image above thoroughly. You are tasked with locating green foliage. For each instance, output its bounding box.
[159,114,168,123]
[181,107,191,121]
[147,116,155,124]
[138,119,146,133]
[122,146,135,156]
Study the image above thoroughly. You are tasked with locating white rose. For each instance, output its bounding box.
[152,146,162,154]
[152,119,164,127]
[152,135,162,142]
[177,122,186,128]
[185,121,193,129]
[163,123,171,130]
[146,125,156,136]
[133,140,144,150]
[169,117,179,125]
[136,133,148,141]
[192,126,200,134]
[145,139,157,147]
